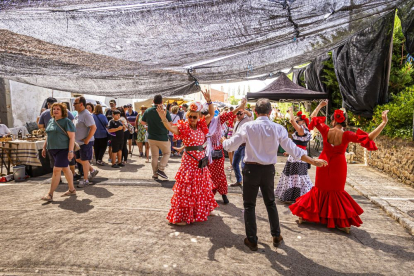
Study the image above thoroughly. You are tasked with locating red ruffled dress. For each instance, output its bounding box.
[289,117,378,228]
[166,117,218,224]
[209,112,236,195]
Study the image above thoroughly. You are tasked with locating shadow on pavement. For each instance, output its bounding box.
[82,185,114,198]
[42,196,94,214]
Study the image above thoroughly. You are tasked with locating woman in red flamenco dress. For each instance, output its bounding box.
[205,99,247,204]
[157,90,217,226]
[290,100,389,232]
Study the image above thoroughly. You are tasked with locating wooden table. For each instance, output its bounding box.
[0,140,45,175]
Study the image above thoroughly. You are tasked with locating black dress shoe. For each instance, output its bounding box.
[222,194,229,204]
[229,182,241,187]
[273,235,283,247]
[244,238,258,251]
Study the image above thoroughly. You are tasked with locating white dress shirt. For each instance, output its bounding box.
[223,116,305,165]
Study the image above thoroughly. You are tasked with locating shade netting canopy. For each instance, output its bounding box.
[247,73,328,101]
[0,0,412,98]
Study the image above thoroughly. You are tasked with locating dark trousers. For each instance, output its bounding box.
[122,132,129,161]
[243,164,280,244]
[94,137,108,162]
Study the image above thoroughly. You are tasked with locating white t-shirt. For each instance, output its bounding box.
[169,113,180,136]
[0,124,11,136]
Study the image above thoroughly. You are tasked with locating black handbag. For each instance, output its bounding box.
[186,152,209,168]
[212,149,223,160]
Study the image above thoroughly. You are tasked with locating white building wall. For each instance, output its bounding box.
[9,80,71,127]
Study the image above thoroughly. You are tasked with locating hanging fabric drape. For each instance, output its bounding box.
[0,0,411,97]
[333,12,396,118]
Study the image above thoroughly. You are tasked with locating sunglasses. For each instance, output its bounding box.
[188,115,198,120]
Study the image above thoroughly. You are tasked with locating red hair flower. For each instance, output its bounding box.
[301,115,306,120]
[334,110,346,123]
[190,103,198,111]
[296,111,302,117]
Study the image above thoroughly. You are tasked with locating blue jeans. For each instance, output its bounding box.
[232,145,245,183]
[169,135,182,152]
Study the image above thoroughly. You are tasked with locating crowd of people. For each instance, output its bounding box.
[37,93,390,251]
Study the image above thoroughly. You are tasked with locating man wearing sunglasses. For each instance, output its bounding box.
[229,104,253,187]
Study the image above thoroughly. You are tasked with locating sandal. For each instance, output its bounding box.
[41,193,53,202]
[61,189,77,197]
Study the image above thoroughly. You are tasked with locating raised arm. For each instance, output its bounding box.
[157,105,179,135]
[289,106,304,136]
[311,100,328,119]
[368,110,389,140]
[232,98,247,115]
[201,89,215,125]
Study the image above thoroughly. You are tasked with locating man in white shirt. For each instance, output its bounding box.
[230,100,252,187]
[222,98,327,251]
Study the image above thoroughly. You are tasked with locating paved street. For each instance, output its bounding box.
[0,153,413,275]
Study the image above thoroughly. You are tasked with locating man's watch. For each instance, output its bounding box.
[69,150,74,153]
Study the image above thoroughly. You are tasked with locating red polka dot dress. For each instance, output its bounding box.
[209,112,236,195]
[166,117,218,224]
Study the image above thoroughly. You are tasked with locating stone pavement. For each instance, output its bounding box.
[346,164,414,235]
[0,152,413,275]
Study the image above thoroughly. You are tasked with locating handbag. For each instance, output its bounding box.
[55,119,80,151]
[186,151,209,168]
[211,149,223,160]
[97,115,115,137]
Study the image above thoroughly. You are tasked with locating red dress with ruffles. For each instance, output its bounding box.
[166,117,218,224]
[289,117,377,228]
[209,112,236,195]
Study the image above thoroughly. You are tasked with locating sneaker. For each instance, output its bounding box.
[88,169,99,181]
[73,174,82,181]
[111,164,119,168]
[156,170,168,179]
[77,179,90,188]
[118,163,125,167]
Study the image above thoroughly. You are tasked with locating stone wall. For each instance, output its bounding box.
[352,135,414,187]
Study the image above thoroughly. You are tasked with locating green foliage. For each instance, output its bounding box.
[367,87,414,139]
[322,53,342,113]
[388,14,414,94]
[228,96,238,105]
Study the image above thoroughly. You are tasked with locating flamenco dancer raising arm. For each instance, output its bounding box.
[289,99,389,233]
[156,90,218,226]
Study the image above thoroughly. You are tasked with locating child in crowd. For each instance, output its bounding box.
[108,110,126,168]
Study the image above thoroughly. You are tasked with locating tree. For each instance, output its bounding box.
[228,96,238,105]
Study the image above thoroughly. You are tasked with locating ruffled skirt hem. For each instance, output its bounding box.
[289,187,363,228]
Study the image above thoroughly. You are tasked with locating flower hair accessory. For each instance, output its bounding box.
[334,109,346,123]
[296,111,302,117]
[189,102,203,112]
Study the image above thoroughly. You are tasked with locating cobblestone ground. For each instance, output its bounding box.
[0,152,413,275]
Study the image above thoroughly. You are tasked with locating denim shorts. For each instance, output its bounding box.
[75,141,94,161]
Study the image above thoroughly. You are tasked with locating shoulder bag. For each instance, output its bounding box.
[97,115,115,137]
[55,119,80,151]
[186,151,208,168]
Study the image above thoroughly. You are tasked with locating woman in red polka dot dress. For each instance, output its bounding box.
[205,99,247,204]
[157,90,216,226]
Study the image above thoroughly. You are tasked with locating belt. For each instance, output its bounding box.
[240,143,246,147]
[185,145,204,152]
[245,162,270,165]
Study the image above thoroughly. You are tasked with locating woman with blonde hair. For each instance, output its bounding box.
[157,91,216,225]
[41,103,77,201]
